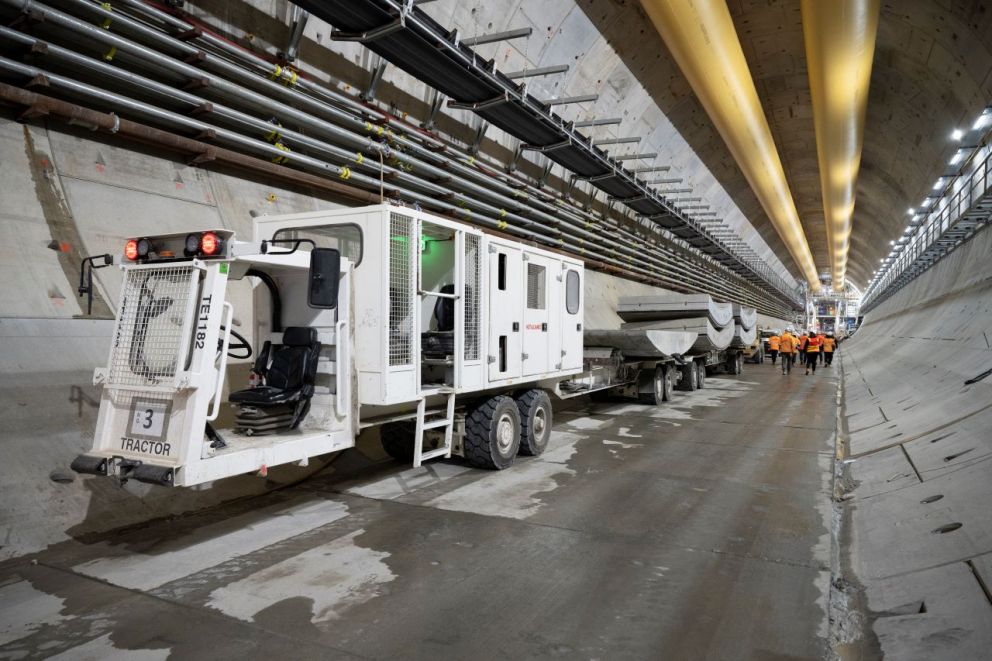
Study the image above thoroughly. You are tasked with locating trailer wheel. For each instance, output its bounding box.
[516,389,552,456]
[380,421,416,463]
[678,362,698,391]
[696,361,707,389]
[639,365,668,405]
[736,354,744,374]
[465,395,521,470]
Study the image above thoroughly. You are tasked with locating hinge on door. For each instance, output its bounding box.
[522,352,529,360]
[522,254,529,261]
[556,274,563,281]
[561,350,567,356]
[488,245,497,253]
[555,362,562,369]
[487,355,496,364]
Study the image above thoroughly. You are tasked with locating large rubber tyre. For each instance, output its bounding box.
[516,389,552,456]
[678,362,698,391]
[464,395,521,470]
[665,366,675,401]
[736,354,744,375]
[380,421,415,463]
[696,362,706,389]
[639,365,666,405]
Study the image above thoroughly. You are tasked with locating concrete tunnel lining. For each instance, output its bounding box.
[0,0,990,658]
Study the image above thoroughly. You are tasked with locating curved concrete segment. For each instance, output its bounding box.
[730,323,756,348]
[733,304,757,331]
[583,329,698,357]
[623,317,735,352]
[617,294,734,329]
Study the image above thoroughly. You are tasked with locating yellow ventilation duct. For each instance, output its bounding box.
[638,0,820,292]
[802,0,880,291]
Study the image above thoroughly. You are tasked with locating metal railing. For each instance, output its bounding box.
[862,143,992,312]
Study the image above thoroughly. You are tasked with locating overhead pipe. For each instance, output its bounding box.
[0,60,767,309]
[0,3,794,314]
[108,0,796,301]
[801,0,880,291]
[638,0,821,292]
[70,0,798,306]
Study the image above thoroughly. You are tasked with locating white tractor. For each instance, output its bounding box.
[72,204,585,486]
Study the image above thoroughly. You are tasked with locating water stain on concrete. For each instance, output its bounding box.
[22,124,112,319]
[0,580,69,647]
[47,632,170,660]
[206,529,395,624]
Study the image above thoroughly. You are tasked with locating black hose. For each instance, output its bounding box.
[245,268,282,332]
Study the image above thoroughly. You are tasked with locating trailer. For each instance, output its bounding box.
[556,329,745,403]
[72,204,586,486]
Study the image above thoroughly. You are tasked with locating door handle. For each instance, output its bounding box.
[512,322,520,332]
[541,323,548,332]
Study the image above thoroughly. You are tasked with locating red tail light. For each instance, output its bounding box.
[124,239,139,260]
[200,231,220,256]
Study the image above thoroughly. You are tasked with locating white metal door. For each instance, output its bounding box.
[488,244,522,381]
[561,266,583,370]
[522,253,556,376]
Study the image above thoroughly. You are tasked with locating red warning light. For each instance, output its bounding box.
[124,239,139,260]
[200,232,220,256]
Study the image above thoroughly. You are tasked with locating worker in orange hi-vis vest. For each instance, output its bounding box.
[778,329,797,375]
[804,332,821,375]
[823,334,837,366]
[817,332,826,364]
[767,333,781,365]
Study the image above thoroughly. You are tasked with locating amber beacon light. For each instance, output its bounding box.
[638,0,821,292]
[802,0,880,291]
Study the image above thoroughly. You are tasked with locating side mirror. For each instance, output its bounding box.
[308,248,340,309]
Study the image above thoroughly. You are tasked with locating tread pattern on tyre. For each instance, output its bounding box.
[464,395,519,470]
[380,421,415,462]
[638,365,664,405]
[516,389,551,456]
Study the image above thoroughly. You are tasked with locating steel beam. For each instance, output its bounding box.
[545,94,599,105]
[505,64,569,79]
[614,152,657,161]
[459,27,532,47]
[574,117,621,127]
[594,137,641,145]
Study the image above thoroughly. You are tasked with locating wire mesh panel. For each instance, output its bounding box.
[108,265,197,388]
[388,212,414,366]
[526,263,547,309]
[464,233,481,361]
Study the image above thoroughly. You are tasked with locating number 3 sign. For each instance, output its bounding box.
[128,398,172,440]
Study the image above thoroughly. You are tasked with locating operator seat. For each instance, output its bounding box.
[229,326,321,435]
[421,284,455,359]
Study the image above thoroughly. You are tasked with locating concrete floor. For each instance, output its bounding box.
[0,361,840,660]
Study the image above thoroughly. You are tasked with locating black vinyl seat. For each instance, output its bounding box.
[229,326,321,433]
[421,284,455,358]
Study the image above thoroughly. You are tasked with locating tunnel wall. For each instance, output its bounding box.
[839,225,992,657]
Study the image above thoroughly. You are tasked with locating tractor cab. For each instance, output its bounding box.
[72,228,357,487]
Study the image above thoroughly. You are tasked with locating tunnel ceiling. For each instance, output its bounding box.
[577,0,992,290]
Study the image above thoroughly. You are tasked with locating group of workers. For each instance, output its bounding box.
[765,328,837,375]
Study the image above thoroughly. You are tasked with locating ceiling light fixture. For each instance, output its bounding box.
[638,0,821,291]
[801,0,880,290]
